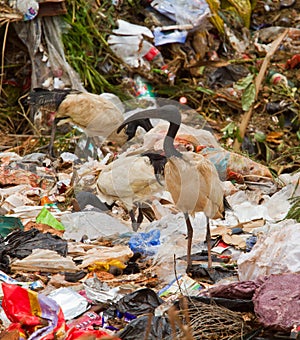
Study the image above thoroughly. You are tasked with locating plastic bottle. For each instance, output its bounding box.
[140,40,165,68]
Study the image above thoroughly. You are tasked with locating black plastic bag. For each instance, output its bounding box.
[116,288,164,316]
[117,315,173,340]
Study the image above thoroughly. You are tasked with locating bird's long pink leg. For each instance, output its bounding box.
[206,216,212,269]
[184,213,193,274]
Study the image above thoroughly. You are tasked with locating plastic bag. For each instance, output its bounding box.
[238,221,300,281]
[36,207,65,230]
[2,282,67,339]
[117,315,172,340]
[48,287,89,320]
[0,216,24,238]
[128,229,161,256]
[115,288,163,316]
[13,0,39,21]
[0,227,68,259]
[61,211,129,242]
[151,0,211,26]
[13,16,84,90]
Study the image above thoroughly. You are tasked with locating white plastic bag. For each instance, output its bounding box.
[237,221,300,281]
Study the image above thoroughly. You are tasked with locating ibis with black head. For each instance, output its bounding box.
[28,88,153,156]
[117,105,229,273]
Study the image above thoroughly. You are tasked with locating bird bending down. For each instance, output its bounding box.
[96,152,167,231]
[28,88,153,156]
[117,105,228,273]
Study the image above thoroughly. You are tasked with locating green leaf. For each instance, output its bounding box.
[254,131,266,143]
[234,73,254,90]
[242,82,256,111]
[196,86,215,95]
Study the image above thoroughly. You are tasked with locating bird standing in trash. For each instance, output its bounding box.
[117,105,229,273]
[28,88,153,156]
[96,152,167,231]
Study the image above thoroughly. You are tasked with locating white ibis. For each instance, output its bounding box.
[117,105,229,273]
[96,152,167,231]
[27,88,153,156]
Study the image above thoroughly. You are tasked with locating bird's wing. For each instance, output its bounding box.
[58,92,124,137]
[96,155,164,209]
[165,153,224,218]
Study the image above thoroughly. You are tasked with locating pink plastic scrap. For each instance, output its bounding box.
[253,273,300,332]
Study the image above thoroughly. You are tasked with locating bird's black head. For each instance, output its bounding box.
[125,118,153,141]
[27,88,74,111]
[117,105,183,159]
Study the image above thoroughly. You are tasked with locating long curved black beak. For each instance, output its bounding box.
[117,105,182,134]
[117,104,183,159]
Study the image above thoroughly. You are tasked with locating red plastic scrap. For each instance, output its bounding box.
[226,170,244,183]
[253,273,300,332]
[0,167,40,187]
[207,280,259,300]
[65,328,120,340]
[285,54,300,69]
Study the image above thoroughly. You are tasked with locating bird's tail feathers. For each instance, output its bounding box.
[224,197,232,211]
[221,196,232,219]
[142,152,167,186]
[27,88,75,111]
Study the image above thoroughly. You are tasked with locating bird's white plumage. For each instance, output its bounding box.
[57,92,127,144]
[165,152,224,218]
[96,155,165,210]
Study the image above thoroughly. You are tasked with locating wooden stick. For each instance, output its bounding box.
[233,28,289,151]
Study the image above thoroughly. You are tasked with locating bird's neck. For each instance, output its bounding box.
[164,123,182,158]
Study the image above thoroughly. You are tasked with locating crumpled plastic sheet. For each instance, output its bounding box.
[2,282,67,339]
[61,211,129,242]
[192,295,254,313]
[117,315,173,340]
[13,16,84,91]
[0,216,24,238]
[151,0,211,26]
[1,228,67,259]
[115,288,163,316]
[128,229,161,256]
[0,228,67,273]
[253,273,300,332]
[237,221,300,281]
[48,287,89,320]
[206,280,260,300]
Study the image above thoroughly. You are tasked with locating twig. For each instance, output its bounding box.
[144,313,153,340]
[0,20,9,96]
[233,28,289,151]
[18,92,41,136]
[167,306,179,340]
[173,254,183,297]
[179,297,194,340]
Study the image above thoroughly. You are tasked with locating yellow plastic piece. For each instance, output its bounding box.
[88,259,127,272]
[206,0,256,32]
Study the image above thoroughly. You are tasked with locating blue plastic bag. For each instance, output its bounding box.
[128,229,161,256]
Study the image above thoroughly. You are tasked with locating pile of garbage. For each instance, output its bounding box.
[0,0,299,339]
[0,106,298,339]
